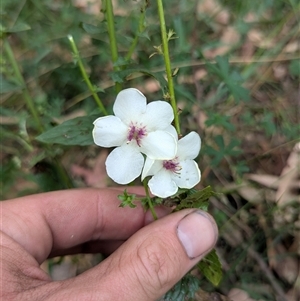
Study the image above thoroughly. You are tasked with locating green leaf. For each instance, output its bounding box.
[164,273,200,301]
[215,55,230,77]
[174,186,220,212]
[4,22,31,33]
[226,81,250,102]
[118,190,137,208]
[197,249,223,286]
[109,68,166,86]
[205,112,235,131]
[0,77,23,94]
[289,59,300,77]
[35,115,98,145]
[80,22,106,35]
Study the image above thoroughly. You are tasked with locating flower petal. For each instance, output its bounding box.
[177,131,201,160]
[165,125,178,140]
[143,101,174,131]
[105,144,144,184]
[148,169,178,198]
[172,160,201,189]
[141,157,163,180]
[113,88,147,124]
[140,130,177,160]
[93,116,128,147]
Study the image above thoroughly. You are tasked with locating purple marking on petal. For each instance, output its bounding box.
[163,158,181,173]
[127,122,147,147]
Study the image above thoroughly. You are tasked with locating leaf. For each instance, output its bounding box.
[36,115,98,146]
[197,249,223,286]
[109,68,166,86]
[163,273,200,301]
[215,55,230,77]
[80,22,106,35]
[4,23,31,33]
[0,77,23,94]
[226,82,250,102]
[174,186,220,212]
[118,189,137,208]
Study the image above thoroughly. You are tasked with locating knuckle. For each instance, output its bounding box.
[135,234,181,293]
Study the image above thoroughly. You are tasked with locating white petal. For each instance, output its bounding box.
[148,169,178,198]
[113,88,147,124]
[140,131,177,160]
[143,101,174,131]
[172,160,201,189]
[165,125,178,140]
[105,144,144,184]
[142,157,163,180]
[93,116,128,147]
[177,132,201,160]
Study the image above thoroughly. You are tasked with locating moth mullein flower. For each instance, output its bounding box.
[142,130,201,198]
[93,88,177,184]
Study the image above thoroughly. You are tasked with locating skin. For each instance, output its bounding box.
[1,188,218,301]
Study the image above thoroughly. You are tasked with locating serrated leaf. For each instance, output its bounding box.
[36,115,98,146]
[174,186,220,212]
[197,249,222,286]
[118,189,137,208]
[163,273,200,301]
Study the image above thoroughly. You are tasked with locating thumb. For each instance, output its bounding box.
[91,209,218,300]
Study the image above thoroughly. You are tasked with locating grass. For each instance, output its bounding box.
[1,0,299,300]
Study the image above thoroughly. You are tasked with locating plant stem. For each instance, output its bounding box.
[125,0,147,62]
[4,37,73,189]
[156,0,180,135]
[68,35,108,115]
[3,38,44,132]
[53,157,73,189]
[105,0,122,93]
[143,179,158,220]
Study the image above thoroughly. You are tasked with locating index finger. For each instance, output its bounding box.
[1,188,164,264]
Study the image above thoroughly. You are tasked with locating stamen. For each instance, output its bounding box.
[163,158,181,173]
[127,123,147,147]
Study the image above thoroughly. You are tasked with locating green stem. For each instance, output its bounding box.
[53,157,73,189]
[4,37,73,189]
[3,38,44,132]
[156,0,180,135]
[143,179,158,220]
[125,1,147,62]
[68,35,108,115]
[105,0,122,93]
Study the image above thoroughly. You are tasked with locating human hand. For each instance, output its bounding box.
[1,188,218,300]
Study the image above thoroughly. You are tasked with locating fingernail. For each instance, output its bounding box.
[177,210,218,259]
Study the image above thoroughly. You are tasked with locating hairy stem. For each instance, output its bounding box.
[143,179,158,220]
[68,35,108,115]
[3,38,44,132]
[105,0,122,93]
[125,0,147,61]
[4,37,73,189]
[156,0,180,135]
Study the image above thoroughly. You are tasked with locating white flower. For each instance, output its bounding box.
[92,88,177,184]
[142,130,201,198]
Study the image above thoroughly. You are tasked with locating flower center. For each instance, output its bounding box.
[163,158,181,173]
[127,123,147,147]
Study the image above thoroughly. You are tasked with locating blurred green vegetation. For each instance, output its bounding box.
[1,0,299,300]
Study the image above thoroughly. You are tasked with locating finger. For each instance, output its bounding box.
[47,209,218,300]
[49,239,125,257]
[1,188,170,263]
